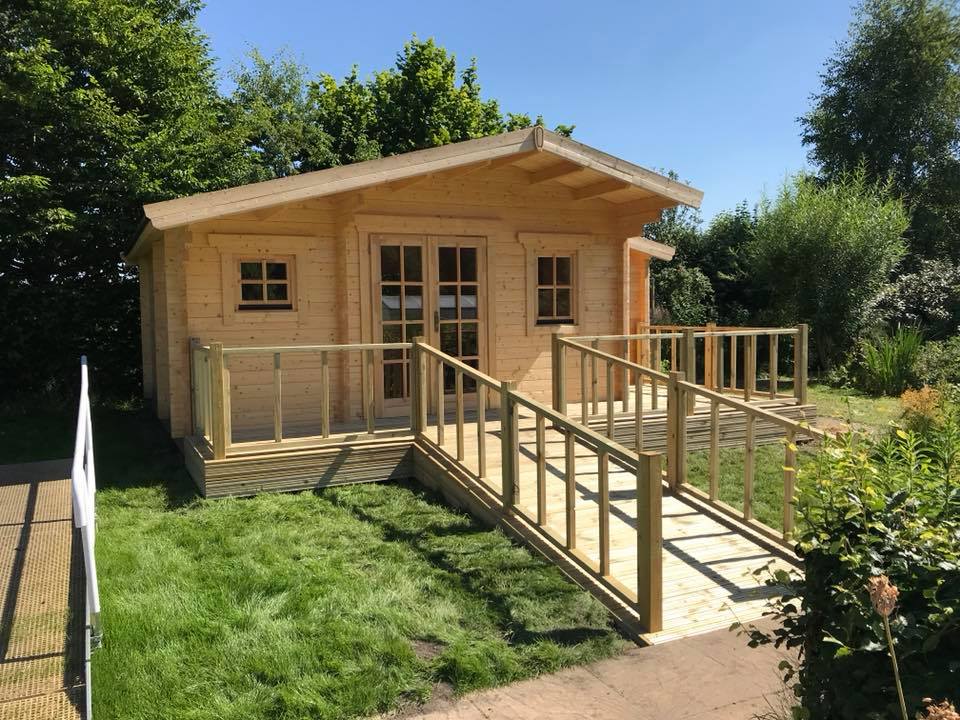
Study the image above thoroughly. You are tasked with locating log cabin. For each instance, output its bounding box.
[125,125,819,642]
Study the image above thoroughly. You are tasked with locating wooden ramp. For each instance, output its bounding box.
[417,409,795,644]
[0,460,86,720]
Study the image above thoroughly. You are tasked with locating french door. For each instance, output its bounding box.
[373,234,484,415]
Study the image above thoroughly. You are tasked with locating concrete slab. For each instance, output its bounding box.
[401,621,790,720]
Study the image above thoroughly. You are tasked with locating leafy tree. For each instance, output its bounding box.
[750,171,909,370]
[801,0,960,261]
[879,258,960,337]
[229,49,333,180]
[651,265,716,325]
[0,0,249,399]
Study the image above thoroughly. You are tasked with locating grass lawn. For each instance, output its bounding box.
[684,384,900,531]
[0,406,626,720]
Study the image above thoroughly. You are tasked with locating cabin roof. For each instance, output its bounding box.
[129,126,702,258]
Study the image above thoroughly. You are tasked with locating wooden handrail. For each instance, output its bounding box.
[221,342,411,356]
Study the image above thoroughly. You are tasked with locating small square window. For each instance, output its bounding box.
[238,258,294,310]
[536,254,574,325]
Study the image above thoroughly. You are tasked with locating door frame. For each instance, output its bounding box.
[369,231,491,417]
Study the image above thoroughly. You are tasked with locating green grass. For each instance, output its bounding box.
[0,406,626,719]
[807,383,902,434]
[682,384,900,531]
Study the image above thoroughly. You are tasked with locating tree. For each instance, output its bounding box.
[0,0,249,399]
[801,0,960,262]
[750,171,909,370]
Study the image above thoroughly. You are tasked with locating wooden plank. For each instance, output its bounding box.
[573,178,630,200]
[744,334,757,402]
[591,339,599,416]
[437,358,445,446]
[606,362,615,438]
[634,371,644,452]
[769,334,779,399]
[730,335,738,391]
[580,349,589,422]
[477,384,487,479]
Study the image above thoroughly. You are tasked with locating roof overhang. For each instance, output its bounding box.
[131,126,704,252]
[628,236,676,261]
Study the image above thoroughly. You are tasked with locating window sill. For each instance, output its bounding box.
[529,322,579,335]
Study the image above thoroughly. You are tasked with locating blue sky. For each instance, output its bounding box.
[198,1,855,222]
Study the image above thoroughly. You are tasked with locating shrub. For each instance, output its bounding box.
[900,386,943,434]
[880,259,960,338]
[742,414,960,719]
[749,170,908,371]
[858,327,924,396]
[915,336,960,388]
[651,264,716,325]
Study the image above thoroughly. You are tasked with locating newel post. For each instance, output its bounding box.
[636,451,663,633]
[209,342,228,460]
[551,330,567,416]
[794,323,809,405]
[666,370,687,491]
[499,380,519,511]
[411,337,428,434]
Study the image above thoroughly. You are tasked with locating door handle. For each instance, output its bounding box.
[433,311,439,332]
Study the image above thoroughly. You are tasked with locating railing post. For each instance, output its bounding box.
[552,330,566,415]
[500,380,519,511]
[411,338,428,434]
[682,328,696,415]
[209,342,227,460]
[704,322,717,389]
[794,323,809,405]
[636,452,663,633]
[666,371,687,491]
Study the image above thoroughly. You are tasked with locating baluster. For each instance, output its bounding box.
[622,339,630,413]
[436,358,445,446]
[273,352,282,443]
[580,349,589,421]
[598,451,610,577]
[591,339,599,416]
[320,350,331,438]
[536,414,546,526]
[709,399,720,500]
[606,361,615,439]
[455,370,464,461]
[565,433,576,549]
[783,428,797,540]
[477,384,487,479]
[634,369,644,451]
[769,334,779,398]
[744,414,755,521]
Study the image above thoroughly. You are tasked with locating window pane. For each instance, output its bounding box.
[461,323,478,357]
[460,248,477,281]
[460,286,478,319]
[403,246,422,282]
[463,359,479,392]
[439,285,458,320]
[381,285,401,321]
[538,288,554,318]
[380,245,401,281]
[240,262,262,280]
[241,284,263,301]
[538,256,553,285]
[404,287,423,320]
[440,323,458,356]
[266,283,288,301]
[383,363,404,399]
[266,262,287,280]
[383,324,403,359]
[439,247,458,282]
[556,256,571,285]
[556,288,572,318]
[405,322,424,342]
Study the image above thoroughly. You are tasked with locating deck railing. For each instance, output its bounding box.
[412,338,664,632]
[71,356,102,644]
[563,323,809,407]
[190,340,412,459]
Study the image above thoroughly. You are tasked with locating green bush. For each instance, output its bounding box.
[915,336,960,388]
[858,327,924,396]
[743,414,960,718]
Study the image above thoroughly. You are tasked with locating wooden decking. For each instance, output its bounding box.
[417,406,795,644]
[0,461,87,719]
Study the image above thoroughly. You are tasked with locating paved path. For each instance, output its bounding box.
[0,460,86,720]
[406,621,789,719]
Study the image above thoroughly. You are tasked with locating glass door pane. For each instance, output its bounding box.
[379,240,424,403]
[436,244,481,393]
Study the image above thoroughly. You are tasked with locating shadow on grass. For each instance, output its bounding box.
[325,480,616,649]
[0,403,198,509]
